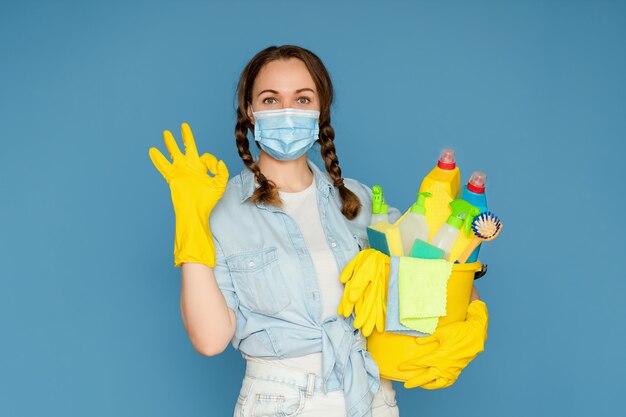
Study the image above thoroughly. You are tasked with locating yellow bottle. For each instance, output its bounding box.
[418,148,461,241]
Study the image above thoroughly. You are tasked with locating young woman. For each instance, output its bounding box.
[150,44,477,416]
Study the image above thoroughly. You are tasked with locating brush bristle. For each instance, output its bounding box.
[472,211,502,239]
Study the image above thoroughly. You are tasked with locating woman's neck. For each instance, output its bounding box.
[257,151,314,192]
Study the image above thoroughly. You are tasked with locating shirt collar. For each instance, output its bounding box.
[239,156,334,204]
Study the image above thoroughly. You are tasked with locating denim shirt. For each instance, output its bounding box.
[208,157,401,417]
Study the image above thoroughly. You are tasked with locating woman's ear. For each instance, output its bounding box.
[246,102,255,124]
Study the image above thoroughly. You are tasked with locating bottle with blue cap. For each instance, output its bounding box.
[461,171,488,262]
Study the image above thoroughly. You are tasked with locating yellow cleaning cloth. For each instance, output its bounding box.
[398,257,453,334]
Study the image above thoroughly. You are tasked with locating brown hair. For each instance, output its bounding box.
[234,45,362,220]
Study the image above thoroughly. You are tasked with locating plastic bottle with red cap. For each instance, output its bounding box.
[437,148,457,170]
[460,171,488,262]
[418,148,461,241]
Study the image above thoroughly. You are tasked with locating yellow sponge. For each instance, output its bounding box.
[367,222,404,256]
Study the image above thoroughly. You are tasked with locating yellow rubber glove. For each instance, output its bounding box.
[397,300,488,389]
[337,249,390,336]
[338,249,373,315]
[359,255,389,336]
[149,122,229,268]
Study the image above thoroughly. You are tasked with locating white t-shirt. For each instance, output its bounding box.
[243,178,344,376]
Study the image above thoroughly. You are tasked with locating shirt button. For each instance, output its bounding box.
[248,261,255,268]
[331,242,337,247]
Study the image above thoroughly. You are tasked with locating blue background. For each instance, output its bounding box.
[1,0,624,416]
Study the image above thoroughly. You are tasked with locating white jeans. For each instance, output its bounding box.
[234,358,400,417]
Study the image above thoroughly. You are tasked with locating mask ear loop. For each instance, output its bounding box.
[248,102,256,120]
[247,103,261,159]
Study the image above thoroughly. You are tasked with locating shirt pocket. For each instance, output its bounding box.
[225,247,292,316]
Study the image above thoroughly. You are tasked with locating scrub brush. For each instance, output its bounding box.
[455,211,502,264]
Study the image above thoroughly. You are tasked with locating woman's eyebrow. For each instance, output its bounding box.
[257,89,279,97]
[257,88,315,97]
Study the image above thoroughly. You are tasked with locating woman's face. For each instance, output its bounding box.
[247,58,320,124]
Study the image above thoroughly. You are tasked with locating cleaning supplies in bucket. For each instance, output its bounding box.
[336,148,502,389]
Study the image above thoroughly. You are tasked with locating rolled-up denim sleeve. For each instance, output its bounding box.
[212,234,239,312]
[387,206,403,224]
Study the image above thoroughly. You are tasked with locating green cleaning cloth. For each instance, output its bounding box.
[398,257,453,334]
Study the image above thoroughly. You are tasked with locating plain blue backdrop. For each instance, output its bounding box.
[1,0,624,416]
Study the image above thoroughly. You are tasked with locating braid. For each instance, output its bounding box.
[235,111,282,207]
[318,121,362,220]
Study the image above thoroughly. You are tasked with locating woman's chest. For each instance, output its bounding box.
[215,195,365,318]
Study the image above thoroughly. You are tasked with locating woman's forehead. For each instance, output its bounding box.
[254,59,316,94]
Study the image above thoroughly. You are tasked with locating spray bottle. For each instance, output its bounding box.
[430,200,481,261]
[367,185,404,255]
[418,148,461,241]
[449,172,488,263]
[370,185,389,226]
[397,192,432,255]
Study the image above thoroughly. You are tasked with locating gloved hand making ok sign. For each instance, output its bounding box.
[149,122,229,268]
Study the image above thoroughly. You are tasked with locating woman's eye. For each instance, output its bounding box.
[263,97,277,104]
[297,97,311,104]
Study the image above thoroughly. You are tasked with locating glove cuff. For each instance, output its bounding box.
[173,216,216,268]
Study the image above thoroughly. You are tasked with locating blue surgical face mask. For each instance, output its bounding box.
[251,107,320,161]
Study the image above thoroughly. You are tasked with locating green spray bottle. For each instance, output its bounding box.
[370,185,389,226]
[430,199,481,261]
